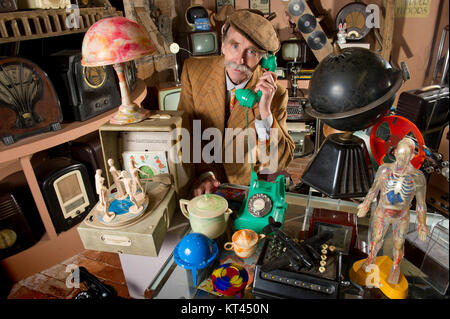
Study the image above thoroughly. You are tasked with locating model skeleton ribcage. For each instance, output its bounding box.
[383,172,415,205]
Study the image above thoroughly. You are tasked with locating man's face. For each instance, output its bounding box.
[222,26,263,84]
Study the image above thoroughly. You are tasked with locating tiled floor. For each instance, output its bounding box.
[6,250,130,299]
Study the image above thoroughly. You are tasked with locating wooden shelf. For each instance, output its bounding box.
[0,7,121,44]
[0,80,147,282]
[0,79,146,163]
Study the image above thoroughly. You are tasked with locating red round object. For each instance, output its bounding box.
[370,115,425,169]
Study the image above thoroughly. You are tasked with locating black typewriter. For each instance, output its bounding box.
[252,217,341,299]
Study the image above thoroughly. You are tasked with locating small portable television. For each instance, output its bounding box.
[279,39,315,66]
[188,31,219,56]
[157,82,182,111]
[34,157,96,233]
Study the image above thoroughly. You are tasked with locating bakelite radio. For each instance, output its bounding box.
[43,50,137,122]
[0,172,45,260]
[0,57,62,145]
[34,157,96,234]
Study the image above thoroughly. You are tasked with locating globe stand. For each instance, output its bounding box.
[301,132,374,199]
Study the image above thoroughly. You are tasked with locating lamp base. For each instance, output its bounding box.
[110,104,150,125]
[349,256,408,299]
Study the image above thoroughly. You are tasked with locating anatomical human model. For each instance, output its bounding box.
[357,137,428,284]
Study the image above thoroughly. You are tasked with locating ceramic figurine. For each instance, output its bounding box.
[357,137,429,284]
[337,22,347,45]
[129,159,148,202]
[120,170,142,213]
[108,158,127,200]
[95,169,115,222]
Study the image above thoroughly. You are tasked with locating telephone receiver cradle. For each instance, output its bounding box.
[234,171,287,234]
[235,54,277,108]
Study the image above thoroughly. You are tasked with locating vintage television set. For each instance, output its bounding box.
[157,82,182,111]
[278,38,316,68]
[188,31,219,56]
[34,157,96,234]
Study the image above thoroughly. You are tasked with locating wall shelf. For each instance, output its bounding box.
[0,80,147,282]
[0,7,121,44]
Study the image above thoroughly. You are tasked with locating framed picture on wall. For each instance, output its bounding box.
[216,0,235,12]
[249,0,270,15]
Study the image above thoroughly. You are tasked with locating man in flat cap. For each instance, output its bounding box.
[178,10,294,196]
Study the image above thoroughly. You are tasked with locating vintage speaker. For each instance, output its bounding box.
[34,157,96,234]
[282,0,333,62]
[43,50,137,122]
[0,57,62,145]
[0,172,45,260]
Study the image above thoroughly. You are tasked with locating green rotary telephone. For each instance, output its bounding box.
[233,54,287,234]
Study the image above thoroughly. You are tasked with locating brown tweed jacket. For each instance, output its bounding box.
[178,55,294,186]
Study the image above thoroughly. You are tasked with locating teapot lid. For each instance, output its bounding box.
[188,193,229,218]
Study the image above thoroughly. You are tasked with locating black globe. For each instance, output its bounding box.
[306,47,403,131]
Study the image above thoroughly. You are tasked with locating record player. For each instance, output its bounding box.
[77,179,177,257]
[78,111,193,256]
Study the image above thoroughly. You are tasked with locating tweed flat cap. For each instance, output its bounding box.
[227,10,280,53]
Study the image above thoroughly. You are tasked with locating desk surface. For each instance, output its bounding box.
[120,185,448,300]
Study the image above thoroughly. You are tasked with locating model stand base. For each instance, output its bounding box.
[349,256,408,299]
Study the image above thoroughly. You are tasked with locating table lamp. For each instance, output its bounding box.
[81,16,156,125]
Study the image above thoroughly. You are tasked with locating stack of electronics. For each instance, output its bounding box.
[174,5,219,78]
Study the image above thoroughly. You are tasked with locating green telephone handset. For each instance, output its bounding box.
[232,53,287,234]
[234,54,277,108]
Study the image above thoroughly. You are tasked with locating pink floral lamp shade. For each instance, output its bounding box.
[81,16,156,125]
[81,16,156,66]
